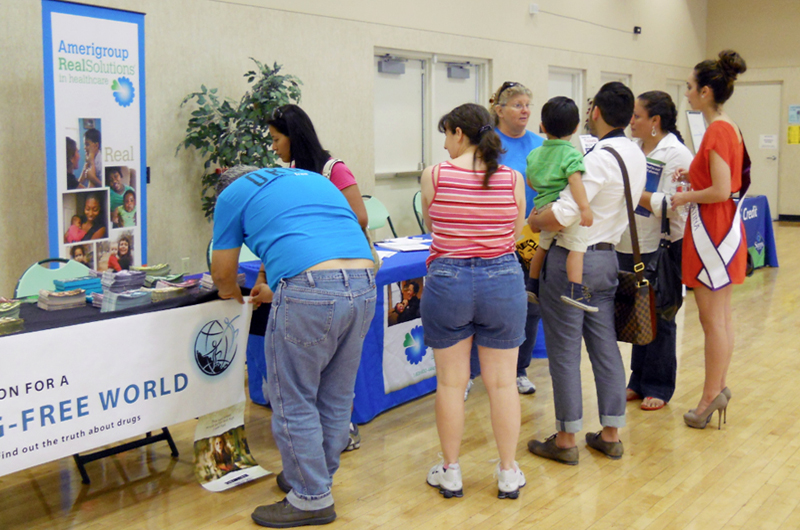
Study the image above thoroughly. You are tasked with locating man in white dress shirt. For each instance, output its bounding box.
[526,82,646,464]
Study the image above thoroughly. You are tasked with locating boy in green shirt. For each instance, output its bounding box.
[526,96,596,312]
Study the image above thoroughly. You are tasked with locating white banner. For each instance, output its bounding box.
[382,279,435,393]
[43,1,147,270]
[0,299,252,477]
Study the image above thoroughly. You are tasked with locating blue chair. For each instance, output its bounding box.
[15,258,91,299]
[362,195,398,238]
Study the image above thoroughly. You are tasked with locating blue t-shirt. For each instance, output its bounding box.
[496,129,544,216]
[213,167,372,291]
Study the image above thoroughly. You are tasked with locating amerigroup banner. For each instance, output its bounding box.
[42,1,147,270]
[0,299,252,477]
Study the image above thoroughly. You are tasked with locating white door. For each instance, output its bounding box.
[724,83,781,219]
[548,67,584,149]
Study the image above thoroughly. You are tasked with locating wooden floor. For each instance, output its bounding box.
[2,223,798,530]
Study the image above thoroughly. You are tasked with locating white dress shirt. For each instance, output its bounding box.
[551,132,647,248]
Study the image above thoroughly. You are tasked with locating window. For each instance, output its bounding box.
[374,50,486,178]
[600,71,632,87]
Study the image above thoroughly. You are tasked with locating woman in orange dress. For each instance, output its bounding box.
[671,50,748,429]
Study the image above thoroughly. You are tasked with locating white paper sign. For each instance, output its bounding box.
[579,135,598,155]
[759,134,778,149]
[0,300,252,477]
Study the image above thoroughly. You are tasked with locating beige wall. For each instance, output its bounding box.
[0,0,708,295]
[707,0,800,217]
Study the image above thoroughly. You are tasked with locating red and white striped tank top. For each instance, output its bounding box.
[427,162,519,266]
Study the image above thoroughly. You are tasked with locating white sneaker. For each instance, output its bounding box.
[516,376,536,395]
[427,460,463,498]
[464,379,474,402]
[494,461,526,499]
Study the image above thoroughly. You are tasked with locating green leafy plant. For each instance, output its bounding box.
[178,58,302,218]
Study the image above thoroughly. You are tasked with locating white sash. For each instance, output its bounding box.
[689,189,747,290]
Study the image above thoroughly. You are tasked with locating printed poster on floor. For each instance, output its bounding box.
[383,277,436,393]
[42,0,147,271]
[193,402,270,492]
[0,299,252,478]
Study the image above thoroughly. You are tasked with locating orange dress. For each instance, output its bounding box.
[682,121,747,288]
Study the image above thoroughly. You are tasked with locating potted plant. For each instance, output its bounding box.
[178,58,302,219]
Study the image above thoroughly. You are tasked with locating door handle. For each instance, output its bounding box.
[766,155,777,161]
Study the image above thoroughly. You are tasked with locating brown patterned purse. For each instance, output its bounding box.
[603,147,657,345]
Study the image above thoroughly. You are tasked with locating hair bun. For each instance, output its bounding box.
[718,49,747,79]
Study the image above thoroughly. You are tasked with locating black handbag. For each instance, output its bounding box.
[603,147,657,345]
[645,198,683,321]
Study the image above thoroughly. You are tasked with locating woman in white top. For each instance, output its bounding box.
[617,91,693,411]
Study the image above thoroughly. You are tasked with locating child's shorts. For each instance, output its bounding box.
[539,220,588,253]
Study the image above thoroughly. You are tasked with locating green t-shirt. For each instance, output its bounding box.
[526,139,585,210]
[110,185,134,213]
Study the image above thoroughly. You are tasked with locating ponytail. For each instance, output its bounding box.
[438,103,505,188]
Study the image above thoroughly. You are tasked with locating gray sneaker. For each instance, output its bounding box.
[585,431,623,460]
[251,498,336,527]
[527,434,579,465]
[516,376,536,395]
[343,422,360,452]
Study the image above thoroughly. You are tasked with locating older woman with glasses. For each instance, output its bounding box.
[465,82,545,401]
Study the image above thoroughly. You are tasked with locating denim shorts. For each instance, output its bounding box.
[420,253,526,349]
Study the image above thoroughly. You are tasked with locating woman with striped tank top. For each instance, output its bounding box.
[420,103,528,500]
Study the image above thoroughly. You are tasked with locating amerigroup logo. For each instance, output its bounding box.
[194,316,240,376]
[403,325,428,365]
[111,77,135,107]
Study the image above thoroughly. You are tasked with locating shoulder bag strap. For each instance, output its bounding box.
[321,158,342,179]
[602,146,646,284]
[661,197,670,237]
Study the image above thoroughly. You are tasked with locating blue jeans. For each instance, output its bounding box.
[470,301,541,379]
[421,254,526,350]
[265,269,376,510]
[541,245,626,433]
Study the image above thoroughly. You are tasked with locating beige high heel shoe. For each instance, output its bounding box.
[721,387,732,424]
[684,393,728,430]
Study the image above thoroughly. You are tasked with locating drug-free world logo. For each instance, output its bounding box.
[403,325,428,365]
[111,77,135,107]
[194,316,240,376]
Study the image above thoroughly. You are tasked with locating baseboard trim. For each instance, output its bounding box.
[778,215,800,222]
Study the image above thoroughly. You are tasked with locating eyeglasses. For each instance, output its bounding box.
[502,103,530,111]
[271,106,284,120]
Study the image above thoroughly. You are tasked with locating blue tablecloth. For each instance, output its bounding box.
[239,240,546,423]
[739,195,779,269]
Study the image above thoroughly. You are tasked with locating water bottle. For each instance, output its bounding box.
[673,183,690,217]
